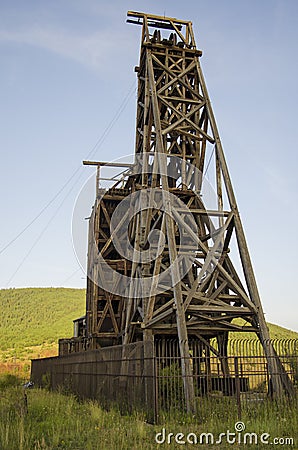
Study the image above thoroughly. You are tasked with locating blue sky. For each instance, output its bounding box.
[0,0,297,331]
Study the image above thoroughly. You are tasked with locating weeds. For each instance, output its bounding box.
[0,373,21,390]
[0,375,297,450]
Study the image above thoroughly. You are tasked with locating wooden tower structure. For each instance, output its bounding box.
[82,11,294,412]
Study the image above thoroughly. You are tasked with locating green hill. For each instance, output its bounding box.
[229,319,298,341]
[0,287,297,354]
[0,287,85,351]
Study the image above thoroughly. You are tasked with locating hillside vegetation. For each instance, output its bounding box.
[0,288,85,350]
[0,288,85,375]
[229,319,298,340]
[0,287,297,376]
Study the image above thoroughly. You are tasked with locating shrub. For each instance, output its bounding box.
[0,374,21,390]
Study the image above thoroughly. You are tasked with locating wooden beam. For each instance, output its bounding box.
[83,160,133,168]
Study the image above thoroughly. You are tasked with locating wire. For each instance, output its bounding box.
[0,81,136,257]
[4,81,136,285]
[203,144,216,178]
[85,81,136,160]
[5,171,80,286]
[0,167,81,256]
[60,268,84,286]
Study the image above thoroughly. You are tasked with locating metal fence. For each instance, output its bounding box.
[32,341,157,422]
[155,339,298,421]
[31,339,298,423]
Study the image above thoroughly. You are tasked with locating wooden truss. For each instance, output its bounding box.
[84,11,294,412]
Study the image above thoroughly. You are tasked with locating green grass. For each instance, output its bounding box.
[229,318,298,340]
[0,374,297,450]
[0,291,296,448]
[0,288,85,351]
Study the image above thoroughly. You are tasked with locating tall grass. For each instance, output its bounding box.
[0,373,158,450]
[0,374,297,450]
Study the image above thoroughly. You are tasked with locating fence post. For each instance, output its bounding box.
[144,331,157,423]
[234,356,242,420]
[153,354,159,423]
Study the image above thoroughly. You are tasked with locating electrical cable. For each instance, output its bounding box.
[0,81,136,257]
[5,170,82,286]
[60,268,84,286]
[203,144,216,178]
[4,81,136,285]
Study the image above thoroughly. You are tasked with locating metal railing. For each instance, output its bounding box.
[31,338,298,423]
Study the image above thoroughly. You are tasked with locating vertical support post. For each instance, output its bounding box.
[234,356,242,420]
[143,330,157,423]
[217,333,230,376]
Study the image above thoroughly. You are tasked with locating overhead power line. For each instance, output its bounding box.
[0,81,136,257]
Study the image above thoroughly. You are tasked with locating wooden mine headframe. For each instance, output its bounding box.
[84,11,294,412]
